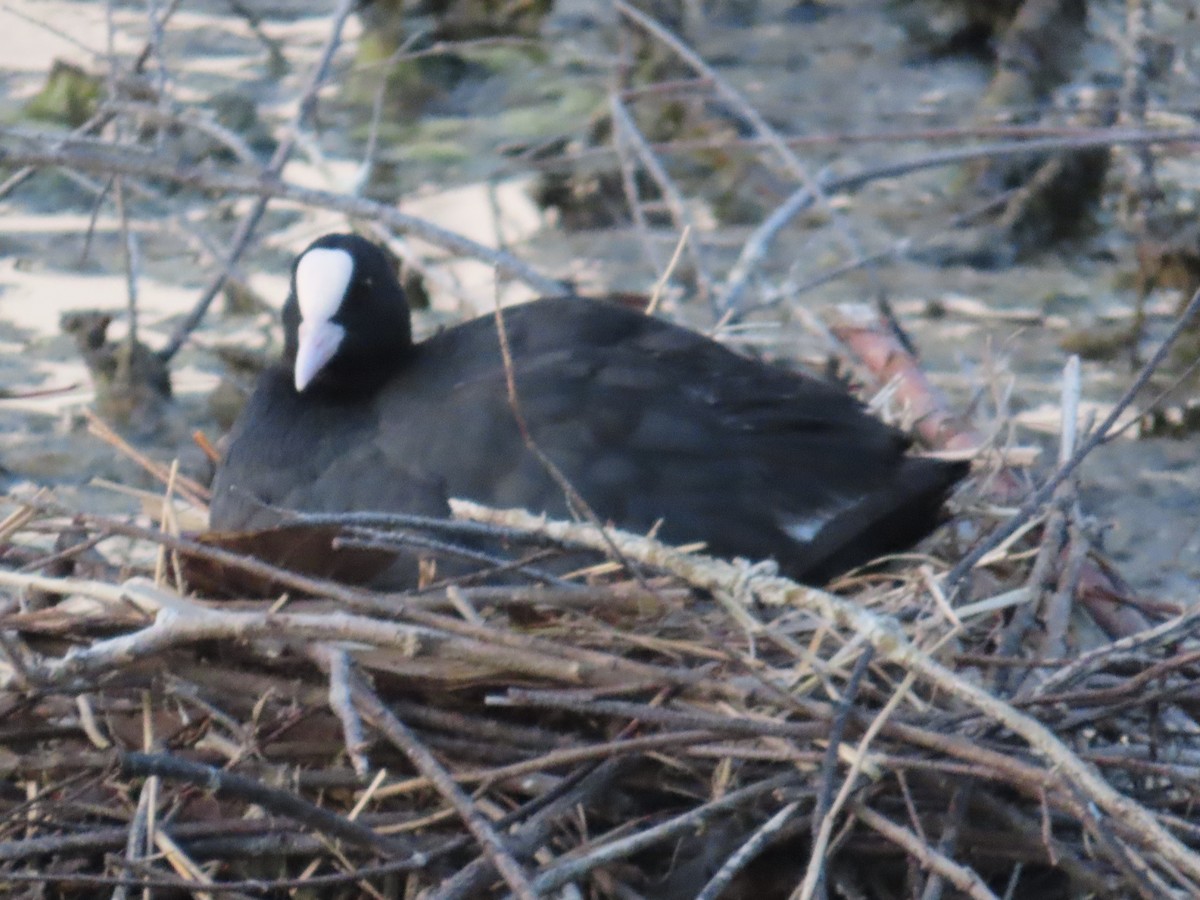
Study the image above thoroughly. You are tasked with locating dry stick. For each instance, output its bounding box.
[0,0,183,197]
[609,92,713,302]
[612,0,882,320]
[529,122,1200,174]
[114,777,152,900]
[352,35,400,196]
[1025,648,1200,715]
[397,729,719,795]
[158,0,356,363]
[1041,517,1088,663]
[769,182,1029,310]
[0,137,568,299]
[720,128,1200,315]
[610,81,667,275]
[490,297,650,590]
[426,759,626,900]
[695,801,802,900]
[973,793,1119,896]
[335,525,571,588]
[349,674,539,900]
[798,671,919,900]
[110,100,262,165]
[0,111,111,201]
[1118,0,1157,231]
[491,691,828,742]
[0,576,604,690]
[340,693,564,758]
[112,177,140,373]
[4,510,387,613]
[84,409,211,506]
[15,122,1180,303]
[0,817,353,863]
[59,141,262,301]
[311,644,371,777]
[1059,776,1182,900]
[0,871,326,895]
[452,501,1200,886]
[808,644,875,900]
[854,805,1000,900]
[646,223,691,315]
[994,356,1081,698]
[224,0,287,73]
[620,75,713,99]
[142,0,170,150]
[918,780,975,900]
[946,286,1200,589]
[118,752,417,858]
[526,772,804,895]
[1034,603,1200,697]
[287,508,568,547]
[0,827,440,894]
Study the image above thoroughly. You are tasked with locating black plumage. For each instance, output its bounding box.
[209,233,967,584]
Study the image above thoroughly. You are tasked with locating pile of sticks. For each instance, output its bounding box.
[1,477,1198,899]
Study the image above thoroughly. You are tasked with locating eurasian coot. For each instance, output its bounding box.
[209,233,967,584]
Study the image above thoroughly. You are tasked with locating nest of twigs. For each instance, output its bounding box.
[2,431,1200,900]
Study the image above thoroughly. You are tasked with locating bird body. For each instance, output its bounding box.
[210,234,966,584]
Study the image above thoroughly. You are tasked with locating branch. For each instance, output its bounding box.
[159,0,358,361]
[0,134,568,298]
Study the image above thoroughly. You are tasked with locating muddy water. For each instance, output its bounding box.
[1,0,1198,602]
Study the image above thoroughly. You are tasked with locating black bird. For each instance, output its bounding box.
[209,233,967,584]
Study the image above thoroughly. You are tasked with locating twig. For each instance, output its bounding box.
[118,751,417,857]
[349,672,539,900]
[718,128,1200,314]
[1034,603,1200,696]
[313,644,371,776]
[84,409,210,506]
[809,644,875,900]
[855,804,1000,900]
[334,525,571,588]
[526,773,803,895]
[224,0,287,73]
[612,0,883,320]
[695,800,802,900]
[490,295,650,589]
[798,670,916,900]
[1117,0,1157,232]
[427,760,626,900]
[946,286,1200,588]
[0,573,617,690]
[609,80,666,276]
[646,223,691,315]
[159,0,358,362]
[112,177,140,370]
[609,92,713,301]
[0,133,569,298]
[492,690,829,741]
[113,775,152,900]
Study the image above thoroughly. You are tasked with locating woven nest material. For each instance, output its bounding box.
[1,469,1198,900]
